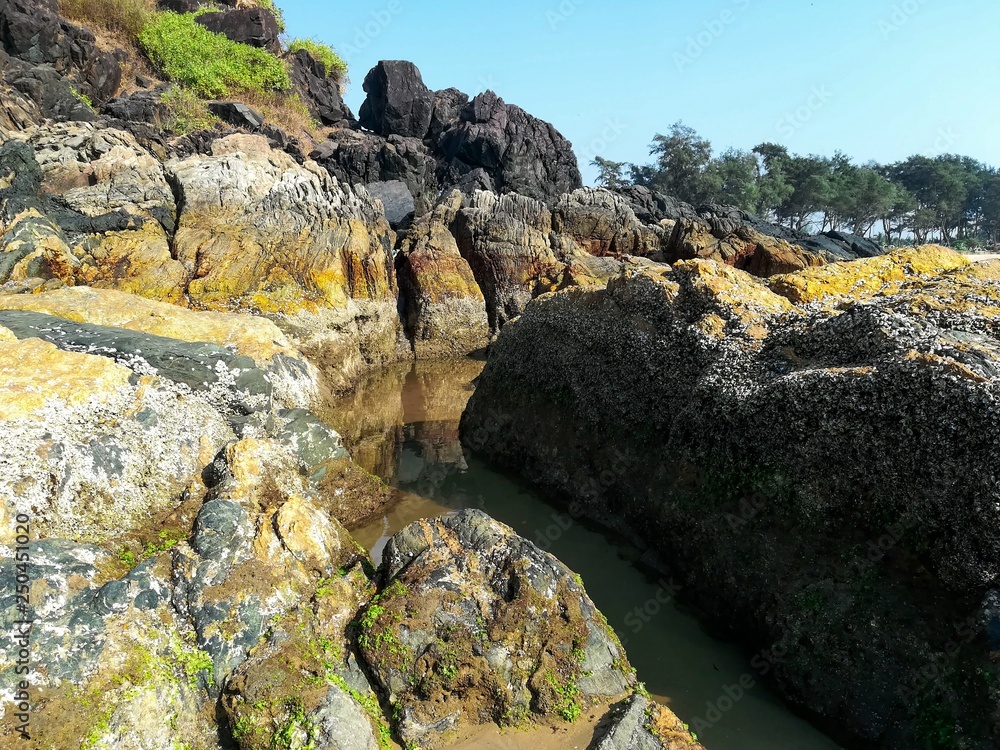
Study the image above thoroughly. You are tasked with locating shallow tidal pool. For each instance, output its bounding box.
[330,359,843,750]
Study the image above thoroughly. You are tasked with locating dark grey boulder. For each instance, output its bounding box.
[364,179,415,227]
[436,90,583,204]
[104,86,169,125]
[823,229,884,258]
[313,130,438,216]
[276,408,349,469]
[156,0,201,11]
[358,60,436,139]
[195,7,279,51]
[207,101,264,131]
[286,48,355,128]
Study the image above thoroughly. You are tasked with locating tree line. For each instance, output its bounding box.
[593,122,1000,248]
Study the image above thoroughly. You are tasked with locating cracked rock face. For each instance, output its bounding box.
[0,124,188,300]
[461,247,1000,748]
[357,510,635,749]
[395,190,490,357]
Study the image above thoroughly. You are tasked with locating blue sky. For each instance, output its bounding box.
[282,0,1000,185]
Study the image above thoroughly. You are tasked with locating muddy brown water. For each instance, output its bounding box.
[328,359,843,750]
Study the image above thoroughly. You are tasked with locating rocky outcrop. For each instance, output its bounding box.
[462,247,1000,748]
[319,60,582,214]
[313,129,439,220]
[665,214,825,276]
[287,48,355,128]
[437,90,583,204]
[167,133,404,392]
[453,190,561,332]
[358,60,436,139]
[614,187,888,274]
[595,695,706,750]
[553,188,667,258]
[357,510,637,748]
[1,434,379,750]
[0,0,121,111]
[0,123,188,299]
[396,191,490,357]
[195,7,280,51]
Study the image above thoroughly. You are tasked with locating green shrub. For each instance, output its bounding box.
[160,86,218,134]
[59,0,154,40]
[139,11,290,99]
[288,38,348,81]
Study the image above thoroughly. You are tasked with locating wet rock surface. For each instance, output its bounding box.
[357,510,637,748]
[462,247,1000,749]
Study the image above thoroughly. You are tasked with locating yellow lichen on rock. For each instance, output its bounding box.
[0,286,301,367]
[72,223,187,303]
[673,258,795,322]
[0,336,132,420]
[768,245,970,304]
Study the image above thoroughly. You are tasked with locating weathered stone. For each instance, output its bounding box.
[453,190,561,332]
[358,60,435,139]
[462,246,1000,748]
[768,244,969,304]
[437,90,582,204]
[314,129,439,217]
[594,695,705,750]
[287,48,355,128]
[0,309,276,411]
[364,178,414,227]
[173,438,362,684]
[359,510,635,749]
[0,285,318,407]
[195,7,280,51]
[167,134,404,390]
[0,336,233,545]
[552,188,666,258]
[207,101,264,131]
[0,0,122,107]
[396,190,490,357]
[0,123,188,301]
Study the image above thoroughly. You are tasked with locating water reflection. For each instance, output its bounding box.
[327,359,844,750]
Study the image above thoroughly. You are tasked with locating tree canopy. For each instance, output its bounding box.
[592,122,1000,247]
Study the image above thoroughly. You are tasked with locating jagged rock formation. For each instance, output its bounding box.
[614,187,886,269]
[395,190,490,357]
[335,59,584,215]
[195,6,280,51]
[287,48,355,128]
[358,59,436,139]
[359,510,637,748]
[0,123,187,299]
[552,187,667,258]
[462,246,1000,749]
[0,0,121,124]
[313,129,439,218]
[168,133,403,391]
[436,90,583,204]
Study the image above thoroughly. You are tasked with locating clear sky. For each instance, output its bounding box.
[281,0,1000,185]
